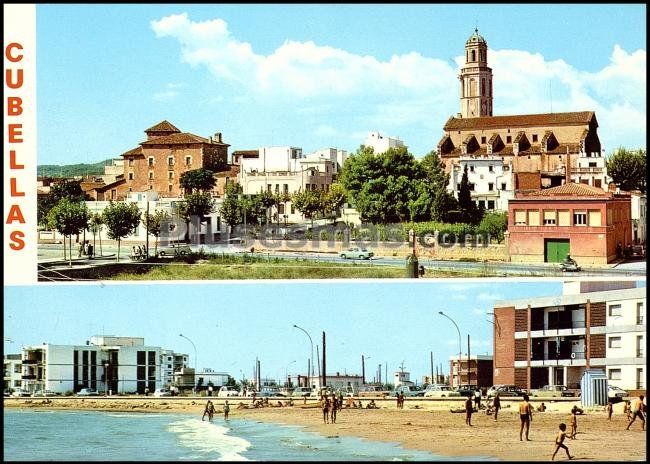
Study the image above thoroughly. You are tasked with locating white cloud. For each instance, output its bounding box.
[151,13,646,150]
[477,292,503,302]
[152,90,179,101]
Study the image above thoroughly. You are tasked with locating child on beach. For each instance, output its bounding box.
[623,400,632,421]
[551,423,574,461]
[322,397,330,424]
[569,406,578,439]
[465,394,473,426]
[626,395,645,431]
[492,393,501,421]
[330,394,337,424]
[223,400,230,420]
[202,400,215,421]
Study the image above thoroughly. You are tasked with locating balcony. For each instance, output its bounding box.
[22,359,40,365]
[21,374,37,380]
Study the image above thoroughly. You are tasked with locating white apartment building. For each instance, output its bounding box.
[449,155,515,211]
[3,354,22,392]
[160,349,189,387]
[630,192,646,244]
[393,370,413,387]
[19,336,186,395]
[570,150,608,189]
[493,281,645,391]
[363,131,406,155]
[304,148,348,175]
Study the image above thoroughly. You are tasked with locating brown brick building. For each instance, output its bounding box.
[93,121,231,200]
[493,282,645,392]
[439,30,603,191]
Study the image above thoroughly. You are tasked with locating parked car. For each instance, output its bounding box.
[423,384,462,398]
[531,385,574,398]
[32,389,58,397]
[259,386,284,397]
[608,385,628,403]
[10,388,31,397]
[340,247,374,260]
[291,386,313,398]
[454,385,479,397]
[392,385,423,397]
[487,385,526,398]
[217,386,241,398]
[153,388,172,397]
[77,388,99,396]
[158,243,192,257]
[629,245,646,259]
[358,385,390,397]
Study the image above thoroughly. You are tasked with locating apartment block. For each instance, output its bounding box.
[493,282,645,392]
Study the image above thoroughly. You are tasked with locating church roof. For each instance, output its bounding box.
[466,28,486,45]
[140,132,214,146]
[144,120,181,133]
[524,182,610,197]
[121,146,143,157]
[444,111,596,131]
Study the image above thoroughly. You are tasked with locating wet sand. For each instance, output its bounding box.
[4,397,646,461]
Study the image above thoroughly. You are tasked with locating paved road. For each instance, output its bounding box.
[39,243,646,278]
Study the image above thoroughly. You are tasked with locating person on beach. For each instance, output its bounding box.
[322,397,330,424]
[78,241,84,257]
[569,406,578,439]
[519,394,533,441]
[606,400,613,420]
[338,392,344,411]
[330,394,338,424]
[537,402,547,412]
[551,423,574,461]
[368,399,378,409]
[492,392,501,421]
[202,400,215,421]
[251,391,257,404]
[465,394,473,426]
[474,389,481,409]
[626,395,645,431]
[223,400,230,420]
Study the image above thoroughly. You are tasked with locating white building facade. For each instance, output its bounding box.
[630,192,646,244]
[570,150,608,189]
[363,131,406,155]
[449,155,515,211]
[3,354,22,392]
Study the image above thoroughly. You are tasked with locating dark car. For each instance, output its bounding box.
[629,245,646,260]
[487,384,526,398]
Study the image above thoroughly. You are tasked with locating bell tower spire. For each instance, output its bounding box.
[459,28,493,118]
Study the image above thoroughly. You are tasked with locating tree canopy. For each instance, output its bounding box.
[46,197,90,264]
[102,202,141,261]
[606,147,646,193]
[38,179,87,228]
[180,168,216,193]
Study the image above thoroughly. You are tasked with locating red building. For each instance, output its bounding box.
[507,183,631,265]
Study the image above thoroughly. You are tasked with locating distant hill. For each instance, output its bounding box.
[37,159,113,178]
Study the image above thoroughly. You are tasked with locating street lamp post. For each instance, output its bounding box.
[438,311,462,388]
[293,324,314,383]
[361,355,371,385]
[179,333,198,394]
[104,362,109,396]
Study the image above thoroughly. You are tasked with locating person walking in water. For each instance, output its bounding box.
[223,400,230,420]
[519,394,533,441]
[202,400,215,421]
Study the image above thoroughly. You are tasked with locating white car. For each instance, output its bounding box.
[77,388,99,396]
[32,389,58,397]
[10,388,31,397]
[158,243,192,257]
[291,386,313,398]
[340,247,374,260]
[217,386,241,397]
[608,385,628,401]
[153,388,172,397]
[423,385,462,398]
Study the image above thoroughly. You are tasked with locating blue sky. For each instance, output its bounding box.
[5,280,566,383]
[36,4,646,166]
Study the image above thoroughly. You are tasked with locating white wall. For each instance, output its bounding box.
[449,157,515,211]
[364,132,405,155]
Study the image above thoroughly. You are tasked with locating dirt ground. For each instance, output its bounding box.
[4,397,646,461]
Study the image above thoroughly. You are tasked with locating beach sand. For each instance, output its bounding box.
[4,397,646,461]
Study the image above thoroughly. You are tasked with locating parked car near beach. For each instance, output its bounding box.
[531,385,573,398]
[340,247,374,260]
[217,386,240,398]
[32,389,58,397]
[607,385,628,402]
[423,384,462,398]
[392,385,424,397]
[291,387,313,398]
[10,388,31,397]
[358,385,390,397]
[259,386,284,397]
[158,243,192,257]
[77,388,99,396]
[153,388,172,397]
[487,385,525,398]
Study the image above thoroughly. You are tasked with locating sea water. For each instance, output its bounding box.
[4,409,495,461]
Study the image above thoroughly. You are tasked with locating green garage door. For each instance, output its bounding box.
[545,239,570,263]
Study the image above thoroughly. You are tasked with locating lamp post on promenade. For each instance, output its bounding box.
[293,324,314,381]
[361,355,371,385]
[438,311,462,388]
[104,362,109,396]
[179,333,197,394]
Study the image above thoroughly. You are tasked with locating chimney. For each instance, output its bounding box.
[214,132,222,143]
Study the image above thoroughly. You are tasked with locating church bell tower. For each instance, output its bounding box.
[459,29,493,118]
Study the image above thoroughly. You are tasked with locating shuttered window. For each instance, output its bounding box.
[514,210,527,225]
[528,210,540,226]
[558,210,570,226]
[588,210,602,227]
[543,210,556,225]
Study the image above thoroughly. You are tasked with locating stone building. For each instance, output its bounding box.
[439,29,606,206]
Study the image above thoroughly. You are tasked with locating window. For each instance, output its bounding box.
[543,210,556,225]
[637,302,644,325]
[609,304,622,317]
[128,172,133,180]
[588,210,601,227]
[168,184,173,193]
[488,165,494,172]
[558,210,570,226]
[481,136,486,144]
[111,189,116,200]
[514,210,527,225]
[148,157,154,167]
[501,183,507,191]
[487,200,495,210]
[469,183,475,191]
[506,136,512,143]
[608,336,621,349]
[148,171,154,180]
[283,184,289,194]
[532,134,538,142]
[275,184,279,194]
[637,335,644,357]
[469,165,474,172]
[267,184,272,193]
[573,212,587,225]
[167,364,172,369]
[608,369,621,381]
[185,156,191,166]
[528,210,540,226]
[488,183,494,191]
[128,158,134,167]
[168,156,174,166]
[503,165,510,171]
[168,172,173,179]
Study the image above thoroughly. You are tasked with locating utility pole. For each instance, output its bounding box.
[322,331,326,388]
[430,352,434,384]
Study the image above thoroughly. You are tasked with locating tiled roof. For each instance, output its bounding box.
[444,111,595,131]
[232,150,260,158]
[145,120,181,133]
[121,146,143,157]
[140,132,211,146]
[441,142,581,158]
[525,183,609,197]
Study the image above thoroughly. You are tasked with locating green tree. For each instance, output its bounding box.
[38,179,87,228]
[477,211,508,243]
[606,147,646,193]
[102,202,141,262]
[458,164,481,224]
[420,150,454,221]
[292,190,321,229]
[142,209,171,256]
[325,182,347,219]
[259,189,276,225]
[46,198,89,266]
[88,213,105,256]
[179,168,216,193]
[220,183,243,232]
[176,192,215,242]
